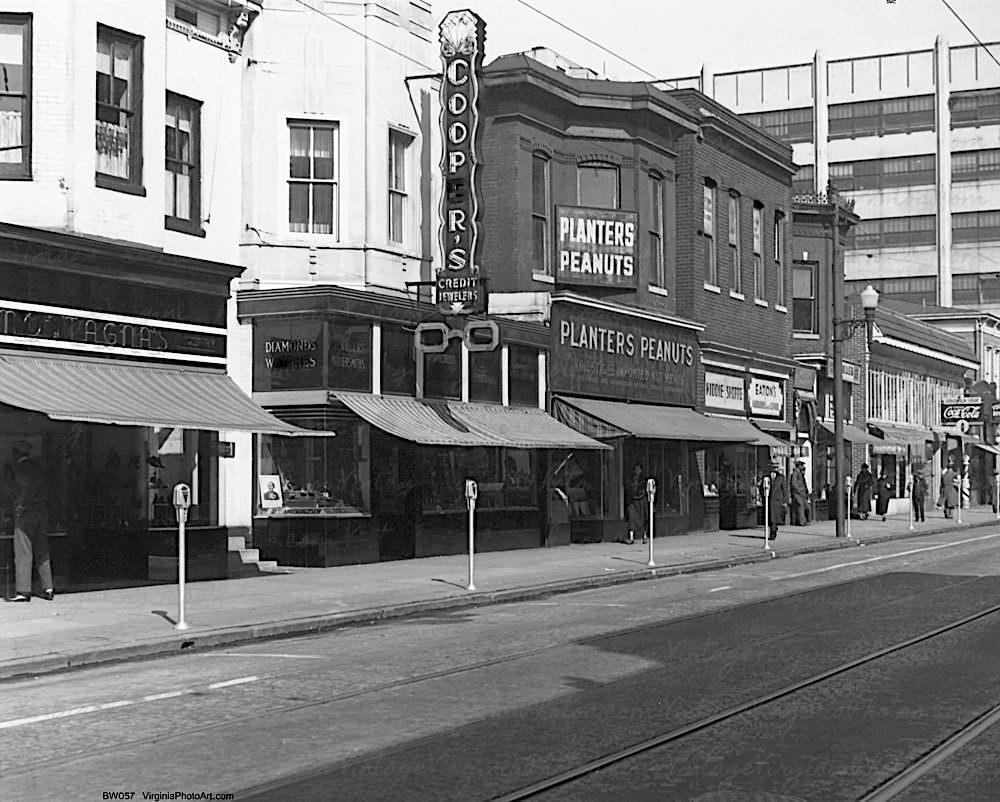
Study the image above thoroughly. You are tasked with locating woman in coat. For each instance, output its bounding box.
[854,464,874,520]
[911,467,928,523]
[874,471,893,521]
[939,460,960,518]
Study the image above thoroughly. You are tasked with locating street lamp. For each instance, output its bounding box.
[833,284,880,344]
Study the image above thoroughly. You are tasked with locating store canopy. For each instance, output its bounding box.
[868,422,928,455]
[0,353,321,435]
[817,420,883,445]
[334,391,609,450]
[553,396,754,443]
[974,442,1000,456]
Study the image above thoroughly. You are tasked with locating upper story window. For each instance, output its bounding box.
[648,172,665,287]
[0,14,31,179]
[728,191,742,294]
[740,107,813,144]
[774,210,785,306]
[96,25,144,192]
[703,179,717,286]
[752,202,764,299]
[792,164,814,196]
[828,95,934,139]
[532,152,551,276]
[953,149,1000,182]
[830,154,935,192]
[850,215,935,249]
[289,121,338,236]
[165,92,201,234]
[950,89,1000,128]
[578,161,619,209]
[792,261,817,334]
[388,128,411,244]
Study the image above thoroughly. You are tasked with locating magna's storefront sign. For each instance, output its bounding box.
[555,206,639,289]
[436,10,486,315]
[550,302,698,406]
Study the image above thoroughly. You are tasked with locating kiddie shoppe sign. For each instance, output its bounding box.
[555,206,639,290]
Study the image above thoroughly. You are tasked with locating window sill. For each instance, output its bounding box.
[775,304,788,314]
[703,283,722,294]
[0,171,32,181]
[96,173,146,196]
[754,298,769,308]
[165,217,207,237]
[729,290,745,301]
[793,332,820,339]
[532,272,555,285]
[648,284,669,297]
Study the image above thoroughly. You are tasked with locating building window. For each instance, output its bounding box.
[289,122,338,235]
[849,215,936,249]
[953,210,1000,244]
[532,152,551,275]
[828,95,934,139]
[578,161,619,209]
[388,128,410,243]
[792,165,814,196]
[950,89,1000,128]
[774,210,785,306]
[0,13,31,178]
[649,172,665,287]
[740,107,813,144]
[509,345,539,407]
[96,25,143,191]
[753,203,764,299]
[704,180,717,285]
[728,192,742,294]
[953,149,1000,182]
[164,92,201,234]
[792,261,817,333]
[831,154,935,192]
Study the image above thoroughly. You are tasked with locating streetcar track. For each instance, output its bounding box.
[488,599,1000,801]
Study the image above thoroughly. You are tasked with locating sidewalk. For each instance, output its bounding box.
[2,507,997,681]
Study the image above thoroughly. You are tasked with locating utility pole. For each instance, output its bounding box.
[831,199,847,539]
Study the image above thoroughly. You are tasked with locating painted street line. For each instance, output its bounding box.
[213,652,327,660]
[708,586,732,593]
[776,532,1000,580]
[0,676,259,730]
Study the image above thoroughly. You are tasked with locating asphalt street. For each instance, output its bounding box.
[4,528,1000,802]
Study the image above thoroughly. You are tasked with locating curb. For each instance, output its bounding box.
[1,517,995,682]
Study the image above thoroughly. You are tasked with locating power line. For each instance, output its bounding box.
[290,0,435,72]
[513,0,659,80]
[940,0,1000,71]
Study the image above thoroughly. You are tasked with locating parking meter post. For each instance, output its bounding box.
[762,476,771,552]
[995,472,999,521]
[646,478,656,567]
[465,479,478,591]
[845,475,853,540]
[907,481,914,531]
[172,483,192,631]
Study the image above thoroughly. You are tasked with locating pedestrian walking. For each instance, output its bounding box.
[939,459,959,518]
[789,460,810,525]
[761,460,788,542]
[854,464,874,520]
[911,467,928,523]
[4,441,53,603]
[874,470,893,521]
[625,463,648,545]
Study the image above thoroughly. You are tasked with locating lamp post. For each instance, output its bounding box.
[831,196,879,539]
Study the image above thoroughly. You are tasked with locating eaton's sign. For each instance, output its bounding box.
[436,10,486,315]
[555,206,638,289]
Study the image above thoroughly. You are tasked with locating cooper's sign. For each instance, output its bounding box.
[436,9,486,315]
[555,206,638,289]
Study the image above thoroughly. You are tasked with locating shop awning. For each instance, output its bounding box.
[817,420,883,445]
[553,397,754,443]
[709,417,795,453]
[334,392,609,449]
[752,418,793,433]
[974,442,1000,456]
[0,352,320,435]
[868,422,928,454]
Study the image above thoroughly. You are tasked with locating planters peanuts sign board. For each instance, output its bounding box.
[436,10,486,315]
[555,206,639,289]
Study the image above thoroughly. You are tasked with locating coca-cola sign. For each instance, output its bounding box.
[941,400,981,423]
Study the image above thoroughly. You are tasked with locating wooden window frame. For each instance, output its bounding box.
[164,91,203,236]
[0,13,31,179]
[95,24,144,195]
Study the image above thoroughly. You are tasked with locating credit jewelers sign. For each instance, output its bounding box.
[555,206,639,289]
[436,10,487,315]
[550,301,698,406]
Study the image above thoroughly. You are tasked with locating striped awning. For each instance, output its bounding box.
[334,392,609,449]
[0,352,320,435]
[817,420,883,445]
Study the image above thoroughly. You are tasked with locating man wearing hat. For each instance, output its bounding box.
[789,460,810,526]
[4,440,53,602]
[761,459,788,541]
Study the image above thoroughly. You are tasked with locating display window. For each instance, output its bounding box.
[508,345,539,407]
[147,427,219,526]
[423,339,461,400]
[624,440,688,514]
[257,419,370,516]
[550,448,616,520]
[328,317,372,391]
[253,317,324,391]
[420,447,539,513]
[469,348,501,403]
[381,323,416,396]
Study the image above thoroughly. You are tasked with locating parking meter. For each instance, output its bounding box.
[465,479,478,590]
[173,483,192,630]
[646,478,657,566]
[465,479,478,510]
[646,478,656,502]
[762,476,771,551]
[173,483,191,523]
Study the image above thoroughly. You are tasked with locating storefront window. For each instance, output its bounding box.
[469,348,501,403]
[551,449,612,519]
[381,323,416,395]
[257,419,370,516]
[420,447,538,513]
[423,339,461,400]
[509,345,539,407]
[624,440,688,514]
[148,427,219,527]
[253,318,324,391]
[328,317,372,391]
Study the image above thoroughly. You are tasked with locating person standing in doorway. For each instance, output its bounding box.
[911,466,928,523]
[939,459,959,519]
[625,463,648,545]
[4,441,53,603]
[854,464,874,520]
[761,460,788,542]
[789,460,810,525]
[874,469,894,522]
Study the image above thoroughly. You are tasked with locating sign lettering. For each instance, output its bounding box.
[705,371,745,413]
[749,376,785,418]
[555,206,639,289]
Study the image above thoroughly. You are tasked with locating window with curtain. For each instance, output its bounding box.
[728,191,742,294]
[649,172,665,287]
[578,161,619,209]
[792,261,817,333]
[289,121,338,236]
[165,92,201,233]
[704,180,717,286]
[774,210,785,306]
[753,203,764,299]
[0,14,30,178]
[96,25,143,190]
[388,128,410,243]
[532,152,551,275]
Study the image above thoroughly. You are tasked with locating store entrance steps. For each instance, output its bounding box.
[227,535,284,576]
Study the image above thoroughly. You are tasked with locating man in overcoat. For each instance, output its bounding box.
[789,460,810,525]
[762,460,788,542]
